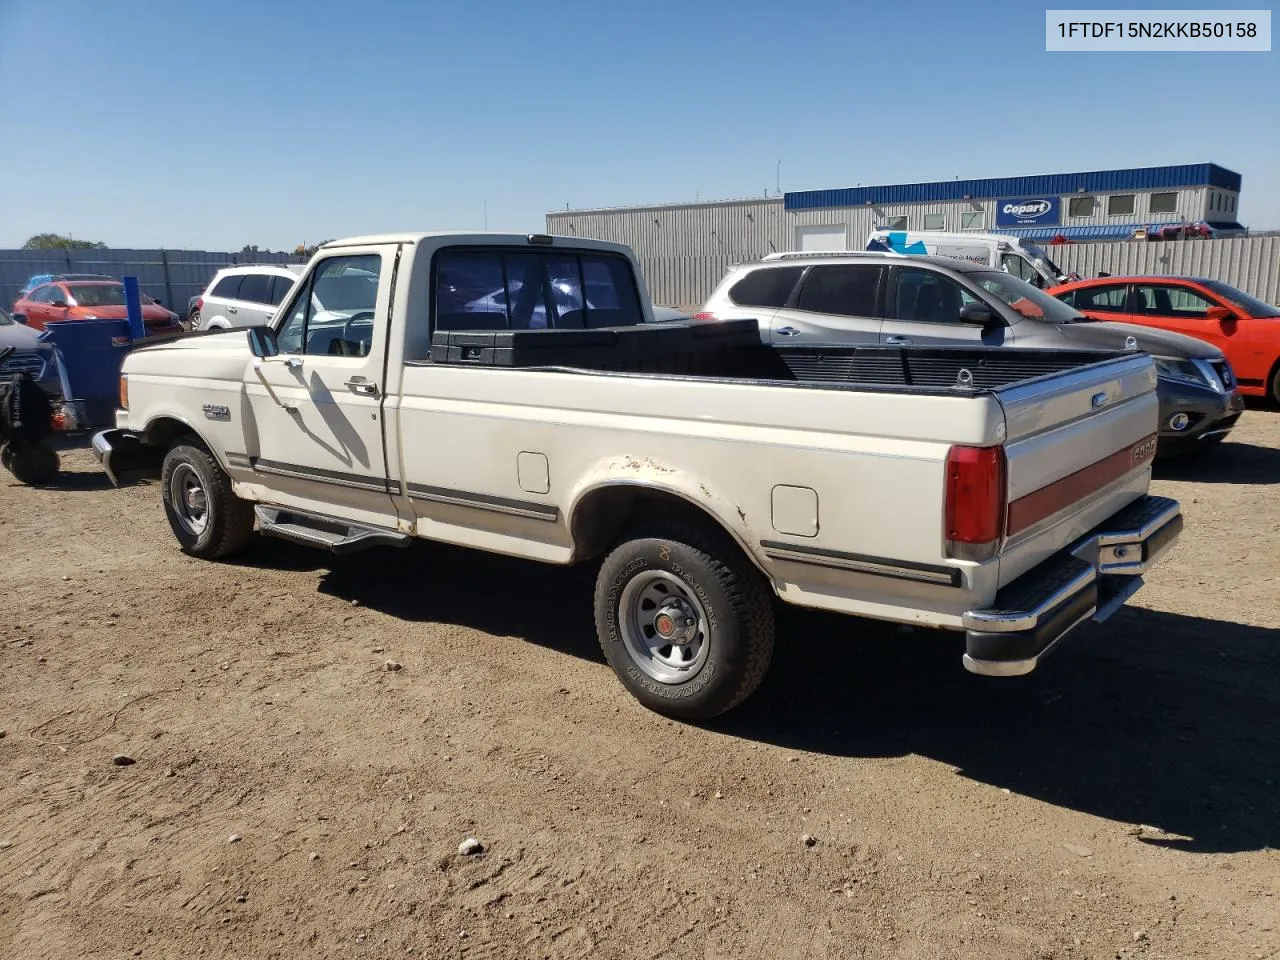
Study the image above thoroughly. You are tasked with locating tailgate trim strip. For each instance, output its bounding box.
[1006,432,1157,537]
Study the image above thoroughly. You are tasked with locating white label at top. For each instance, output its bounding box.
[1046,9,1271,50]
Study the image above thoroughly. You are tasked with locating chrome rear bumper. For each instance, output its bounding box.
[961,495,1182,677]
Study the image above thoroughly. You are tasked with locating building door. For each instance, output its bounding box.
[795,226,848,252]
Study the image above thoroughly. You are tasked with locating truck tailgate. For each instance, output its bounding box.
[996,354,1159,586]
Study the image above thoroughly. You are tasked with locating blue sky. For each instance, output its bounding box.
[0,0,1276,250]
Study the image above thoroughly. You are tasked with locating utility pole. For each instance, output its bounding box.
[483,200,488,231]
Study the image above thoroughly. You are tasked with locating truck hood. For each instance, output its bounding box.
[123,327,253,379]
[1054,319,1222,359]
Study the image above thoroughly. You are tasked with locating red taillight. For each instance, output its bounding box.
[195,297,204,310]
[692,311,717,321]
[945,445,1007,557]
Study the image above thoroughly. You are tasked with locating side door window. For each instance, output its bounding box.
[277,255,382,356]
[1155,285,1215,319]
[1072,284,1130,314]
[268,274,296,306]
[236,273,272,306]
[210,274,243,302]
[793,265,883,317]
[887,267,977,325]
[1001,254,1037,284]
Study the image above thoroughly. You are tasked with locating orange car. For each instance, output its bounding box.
[13,279,182,337]
[1048,276,1280,403]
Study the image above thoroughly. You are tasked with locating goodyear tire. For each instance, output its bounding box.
[160,442,254,560]
[594,522,775,721]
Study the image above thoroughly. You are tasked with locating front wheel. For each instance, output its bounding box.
[1270,364,1280,406]
[160,442,254,559]
[594,522,775,721]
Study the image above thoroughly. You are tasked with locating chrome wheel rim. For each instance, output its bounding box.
[169,463,209,537]
[618,570,709,684]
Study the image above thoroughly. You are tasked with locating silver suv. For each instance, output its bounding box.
[192,264,304,331]
[698,251,1243,454]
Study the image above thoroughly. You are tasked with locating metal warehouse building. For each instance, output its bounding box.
[545,163,1249,305]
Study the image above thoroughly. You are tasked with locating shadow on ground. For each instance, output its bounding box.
[295,538,1280,856]
[1155,437,1280,484]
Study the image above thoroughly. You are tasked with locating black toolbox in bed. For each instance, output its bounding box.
[428,318,763,372]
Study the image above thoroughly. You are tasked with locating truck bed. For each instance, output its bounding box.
[425,318,1138,394]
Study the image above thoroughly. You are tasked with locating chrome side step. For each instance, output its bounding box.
[254,505,410,555]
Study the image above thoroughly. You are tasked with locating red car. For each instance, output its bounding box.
[13,280,182,337]
[1048,275,1280,403]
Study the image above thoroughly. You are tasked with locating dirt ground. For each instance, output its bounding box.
[2,410,1278,960]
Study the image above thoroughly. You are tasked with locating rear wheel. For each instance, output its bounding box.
[161,442,254,559]
[594,521,775,721]
[1270,364,1280,406]
[187,310,200,331]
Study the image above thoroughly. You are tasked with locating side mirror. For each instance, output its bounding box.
[51,298,68,308]
[958,302,998,326]
[1206,305,1233,323]
[247,326,279,358]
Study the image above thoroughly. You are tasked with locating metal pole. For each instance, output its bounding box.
[122,276,146,340]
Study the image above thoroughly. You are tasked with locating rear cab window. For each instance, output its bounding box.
[432,248,644,333]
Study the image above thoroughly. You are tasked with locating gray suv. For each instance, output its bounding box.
[698,252,1242,455]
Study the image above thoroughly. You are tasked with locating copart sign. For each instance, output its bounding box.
[996,197,1061,227]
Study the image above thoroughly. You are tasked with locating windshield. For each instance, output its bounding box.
[1200,280,1280,318]
[972,271,1089,323]
[0,306,11,326]
[67,283,126,307]
[1022,243,1063,278]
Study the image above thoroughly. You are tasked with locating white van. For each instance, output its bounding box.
[865,230,1073,288]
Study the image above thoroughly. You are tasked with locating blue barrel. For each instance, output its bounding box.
[37,320,135,428]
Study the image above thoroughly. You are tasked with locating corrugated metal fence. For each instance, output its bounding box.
[1,248,306,320]
[1045,235,1280,304]
[633,235,1280,311]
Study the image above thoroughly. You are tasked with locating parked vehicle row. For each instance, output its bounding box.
[12,277,182,337]
[93,232,1182,722]
[1049,275,1280,404]
[695,250,1244,455]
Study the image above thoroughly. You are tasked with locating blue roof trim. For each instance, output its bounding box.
[784,164,1242,210]
[999,223,1183,241]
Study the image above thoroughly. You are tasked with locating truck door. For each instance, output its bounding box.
[243,245,402,528]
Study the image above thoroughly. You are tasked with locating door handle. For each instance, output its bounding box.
[228,306,237,314]
[345,378,379,397]
[885,335,911,345]
[775,326,800,336]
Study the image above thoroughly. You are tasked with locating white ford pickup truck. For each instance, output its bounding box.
[93,232,1182,720]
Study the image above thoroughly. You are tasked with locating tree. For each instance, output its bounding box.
[241,244,260,254]
[22,233,107,250]
[294,240,333,258]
